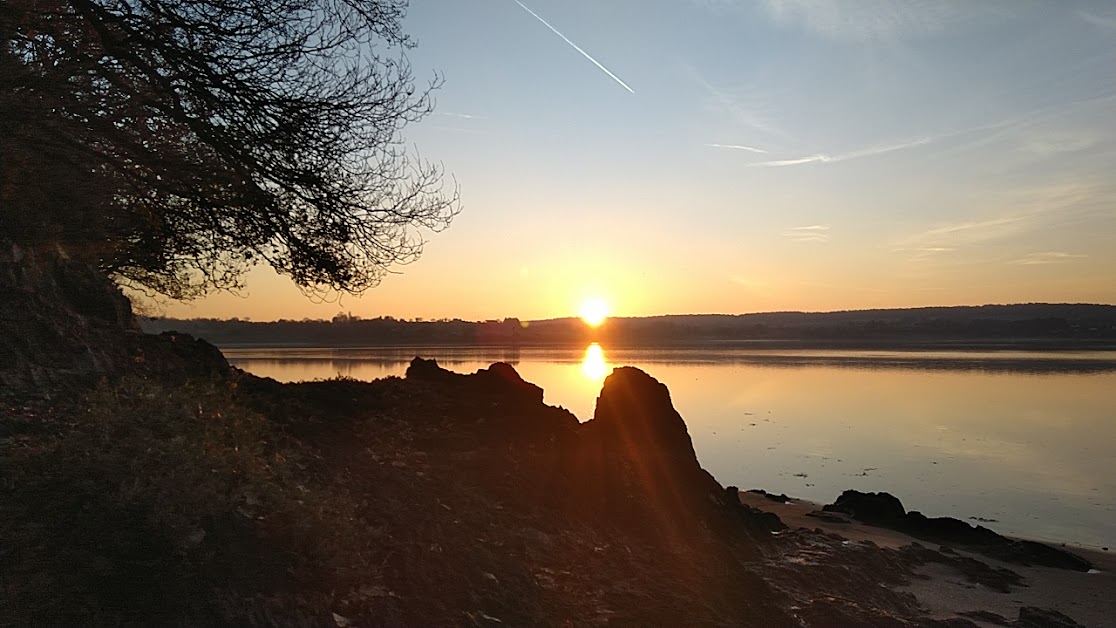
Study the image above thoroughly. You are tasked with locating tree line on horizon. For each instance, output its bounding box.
[142,303,1116,347]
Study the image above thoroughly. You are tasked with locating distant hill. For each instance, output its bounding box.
[141,303,1116,348]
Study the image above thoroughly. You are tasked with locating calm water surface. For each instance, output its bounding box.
[223,345,1116,549]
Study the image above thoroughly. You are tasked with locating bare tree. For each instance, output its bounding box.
[1,0,458,299]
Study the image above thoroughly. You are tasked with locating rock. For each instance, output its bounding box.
[1,245,136,397]
[726,487,787,533]
[904,511,1001,545]
[824,491,1093,572]
[406,358,544,406]
[589,367,702,470]
[129,332,233,386]
[473,362,544,406]
[821,490,906,525]
[564,367,759,544]
[747,489,790,503]
[1015,606,1084,628]
[805,510,852,524]
[405,356,447,380]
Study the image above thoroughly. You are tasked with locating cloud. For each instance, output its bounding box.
[434,112,487,120]
[1077,10,1116,32]
[781,224,831,242]
[890,246,956,263]
[705,143,768,154]
[1011,252,1087,265]
[428,125,484,134]
[923,94,1116,162]
[752,137,930,167]
[892,179,1116,261]
[685,65,790,142]
[901,215,1028,249]
[753,0,1011,42]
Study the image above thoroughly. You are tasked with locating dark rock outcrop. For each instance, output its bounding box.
[959,607,1086,628]
[406,357,544,406]
[748,488,791,503]
[129,332,234,386]
[587,366,704,471]
[1,244,238,398]
[823,489,906,525]
[559,367,784,542]
[824,490,1092,571]
[401,361,785,544]
[728,487,788,533]
[569,368,724,531]
[1,244,137,397]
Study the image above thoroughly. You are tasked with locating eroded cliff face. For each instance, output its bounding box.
[0,244,138,396]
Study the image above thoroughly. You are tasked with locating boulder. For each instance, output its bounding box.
[568,368,734,539]
[822,490,906,525]
[473,362,544,406]
[824,490,1093,572]
[588,366,702,471]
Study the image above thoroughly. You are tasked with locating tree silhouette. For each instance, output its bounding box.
[1,0,458,299]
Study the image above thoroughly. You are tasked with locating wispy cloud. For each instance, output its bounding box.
[781,224,831,242]
[434,112,487,120]
[892,179,1115,263]
[890,246,955,263]
[753,137,930,167]
[685,65,789,142]
[919,93,1116,162]
[1077,10,1116,32]
[513,0,635,94]
[902,215,1028,248]
[428,125,484,134]
[1011,252,1087,265]
[705,143,768,154]
[752,0,1011,42]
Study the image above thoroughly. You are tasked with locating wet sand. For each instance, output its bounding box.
[739,491,1116,627]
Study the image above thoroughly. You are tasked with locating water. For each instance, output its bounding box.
[223,344,1116,550]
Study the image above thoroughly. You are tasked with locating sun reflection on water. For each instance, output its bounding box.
[581,342,610,381]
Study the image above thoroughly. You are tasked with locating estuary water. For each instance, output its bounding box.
[223,345,1116,550]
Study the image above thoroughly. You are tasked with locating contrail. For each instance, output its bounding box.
[753,137,931,167]
[513,0,635,94]
[706,143,768,154]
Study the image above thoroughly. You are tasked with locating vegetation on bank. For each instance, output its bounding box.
[141,303,1116,347]
[1,376,384,625]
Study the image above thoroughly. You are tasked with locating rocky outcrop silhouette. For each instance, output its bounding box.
[406,357,544,407]
[1,245,234,397]
[1,245,137,396]
[567,367,729,537]
[823,489,1092,571]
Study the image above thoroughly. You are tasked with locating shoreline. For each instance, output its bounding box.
[739,491,1114,564]
[739,490,1115,626]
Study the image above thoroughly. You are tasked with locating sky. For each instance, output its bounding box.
[158,0,1116,322]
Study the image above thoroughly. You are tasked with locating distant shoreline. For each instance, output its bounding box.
[218,340,1116,371]
[142,303,1116,350]
[214,337,1116,351]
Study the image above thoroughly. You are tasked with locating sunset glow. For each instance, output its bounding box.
[579,298,609,327]
[153,2,1115,323]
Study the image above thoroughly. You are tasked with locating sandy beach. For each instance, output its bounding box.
[739,491,1116,627]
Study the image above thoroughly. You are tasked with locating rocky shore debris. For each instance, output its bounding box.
[958,607,1086,627]
[822,490,1093,571]
[747,488,791,503]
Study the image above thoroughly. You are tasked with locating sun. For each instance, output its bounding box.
[579,298,609,327]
